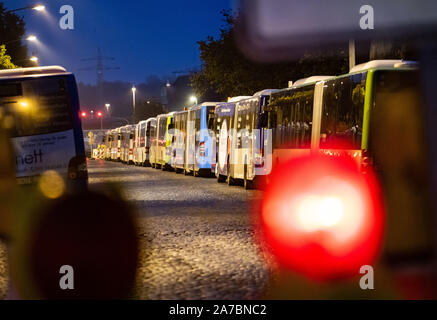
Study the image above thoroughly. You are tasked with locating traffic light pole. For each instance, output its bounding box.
[420,39,437,266]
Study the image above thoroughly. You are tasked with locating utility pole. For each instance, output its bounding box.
[78,47,120,109]
[349,39,356,71]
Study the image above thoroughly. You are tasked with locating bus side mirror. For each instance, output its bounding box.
[260,112,268,127]
[208,118,214,129]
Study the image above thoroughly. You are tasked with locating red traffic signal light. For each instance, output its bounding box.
[259,154,384,282]
[80,111,87,118]
[97,111,103,118]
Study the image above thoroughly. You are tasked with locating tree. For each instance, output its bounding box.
[0,45,18,69]
[191,10,349,102]
[134,100,166,123]
[0,2,28,66]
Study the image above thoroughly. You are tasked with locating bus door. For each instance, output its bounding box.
[185,110,196,172]
[256,95,273,178]
[311,81,326,151]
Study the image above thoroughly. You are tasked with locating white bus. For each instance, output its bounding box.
[0,66,87,186]
[228,90,278,189]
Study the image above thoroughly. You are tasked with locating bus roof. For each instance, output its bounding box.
[190,102,221,110]
[292,76,333,86]
[349,60,418,73]
[0,66,68,79]
[227,96,252,102]
[253,89,279,97]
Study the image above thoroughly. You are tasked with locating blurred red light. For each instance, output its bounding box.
[259,154,384,281]
[80,111,87,118]
[97,112,103,117]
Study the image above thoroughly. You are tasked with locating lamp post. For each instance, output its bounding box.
[97,111,103,130]
[16,56,39,66]
[6,4,45,14]
[105,103,111,115]
[189,95,198,106]
[131,86,136,116]
[5,35,38,46]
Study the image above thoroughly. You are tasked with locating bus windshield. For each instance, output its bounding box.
[320,72,366,150]
[0,76,73,138]
[269,85,315,149]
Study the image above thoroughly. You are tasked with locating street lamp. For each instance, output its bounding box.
[6,4,46,13]
[32,5,45,11]
[131,86,136,116]
[189,95,198,106]
[5,35,38,45]
[29,56,39,65]
[26,35,38,42]
[105,103,111,115]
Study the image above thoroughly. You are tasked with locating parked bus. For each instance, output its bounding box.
[163,112,176,170]
[214,96,252,182]
[172,110,188,173]
[228,90,278,189]
[134,120,146,165]
[121,125,135,164]
[155,113,175,169]
[266,60,418,170]
[134,118,155,166]
[0,66,87,187]
[104,130,112,160]
[185,102,219,176]
[265,76,333,167]
[146,118,158,167]
[110,128,121,161]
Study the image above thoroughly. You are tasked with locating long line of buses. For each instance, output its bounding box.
[93,60,419,189]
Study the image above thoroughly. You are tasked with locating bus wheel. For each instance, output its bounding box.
[227,172,236,186]
[217,174,226,183]
[244,176,254,190]
[244,165,254,190]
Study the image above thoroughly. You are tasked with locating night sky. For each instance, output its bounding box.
[2,0,232,84]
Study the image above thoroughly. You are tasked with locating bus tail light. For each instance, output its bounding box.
[361,149,373,171]
[255,147,265,168]
[200,141,205,157]
[259,154,384,281]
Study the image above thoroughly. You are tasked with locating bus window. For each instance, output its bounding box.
[269,85,315,149]
[320,73,366,149]
[2,78,73,138]
[0,71,87,184]
[207,107,215,130]
[369,70,433,262]
[158,117,166,146]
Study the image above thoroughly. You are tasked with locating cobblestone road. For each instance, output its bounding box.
[88,160,275,300]
[0,159,275,299]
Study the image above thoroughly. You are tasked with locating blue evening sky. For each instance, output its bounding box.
[2,0,231,84]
